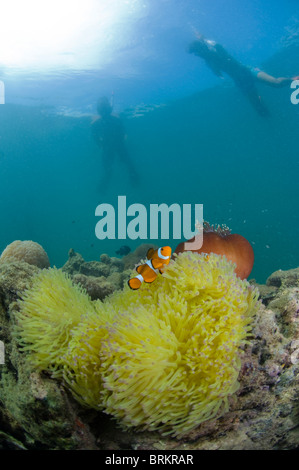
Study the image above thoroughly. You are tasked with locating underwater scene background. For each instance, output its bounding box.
[0,0,298,283]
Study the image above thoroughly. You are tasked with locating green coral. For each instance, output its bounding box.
[15,252,259,437]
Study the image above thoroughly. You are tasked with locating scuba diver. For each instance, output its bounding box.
[91,96,139,192]
[189,34,299,116]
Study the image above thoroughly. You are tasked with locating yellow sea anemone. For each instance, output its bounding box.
[61,301,114,409]
[15,268,96,376]
[97,252,259,436]
[16,252,259,437]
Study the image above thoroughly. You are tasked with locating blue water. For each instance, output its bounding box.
[0,0,298,283]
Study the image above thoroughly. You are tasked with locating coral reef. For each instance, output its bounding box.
[15,252,258,437]
[71,274,114,301]
[0,262,95,450]
[0,260,39,309]
[121,243,158,271]
[0,240,50,269]
[62,245,157,300]
[0,251,298,450]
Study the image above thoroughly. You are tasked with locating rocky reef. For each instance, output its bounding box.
[61,244,156,300]
[0,250,298,450]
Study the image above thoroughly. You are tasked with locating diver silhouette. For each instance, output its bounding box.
[91,97,139,191]
[189,34,298,116]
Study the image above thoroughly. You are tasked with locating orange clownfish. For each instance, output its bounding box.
[128,246,172,290]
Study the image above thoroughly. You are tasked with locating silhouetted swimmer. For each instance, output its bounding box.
[91,97,139,191]
[189,34,298,116]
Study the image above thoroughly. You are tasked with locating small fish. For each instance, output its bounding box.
[128,246,172,290]
[116,245,131,256]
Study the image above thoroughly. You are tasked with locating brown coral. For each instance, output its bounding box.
[0,240,50,269]
[61,246,158,300]
[71,273,114,301]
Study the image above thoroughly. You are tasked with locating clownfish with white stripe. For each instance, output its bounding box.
[128,246,172,290]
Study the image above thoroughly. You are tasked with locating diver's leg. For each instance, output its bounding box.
[99,150,114,193]
[245,89,269,116]
[256,71,293,88]
[235,77,270,117]
[118,145,140,186]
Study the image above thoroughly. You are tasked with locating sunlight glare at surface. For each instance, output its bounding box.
[0,0,144,72]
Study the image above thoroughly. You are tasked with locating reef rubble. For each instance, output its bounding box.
[0,251,298,450]
[61,245,157,300]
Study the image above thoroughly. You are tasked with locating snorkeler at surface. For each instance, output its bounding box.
[91,96,139,192]
[189,34,299,116]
